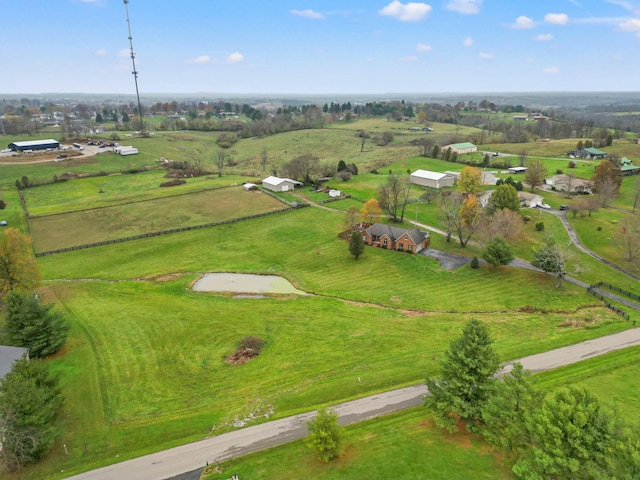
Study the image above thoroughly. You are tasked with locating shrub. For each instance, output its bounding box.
[535,221,545,231]
[470,256,479,269]
[597,226,602,231]
[160,179,187,187]
[556,169,563,175]
[0,199,5,210]
[370,168,379,174]
[568,161,577,168]
[522,215,531,223]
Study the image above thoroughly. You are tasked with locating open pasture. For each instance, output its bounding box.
[35,269,625,479]
[23,169,252,216]
[29,187,285,252]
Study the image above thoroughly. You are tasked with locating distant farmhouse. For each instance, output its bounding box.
[410,169,455,189]
[569,148,607,159]
[9,139,59,152]
[443,142,477,155]
[620,157,640,176]
[261,176,303,192]
[362,223,429,253]
[545,174,593,194]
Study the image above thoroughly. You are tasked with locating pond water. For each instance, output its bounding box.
[192,273,308,295]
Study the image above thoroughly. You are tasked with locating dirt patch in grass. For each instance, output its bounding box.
[225,336,264,366]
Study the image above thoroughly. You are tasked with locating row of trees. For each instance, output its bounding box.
[0,228,69,471]
[426,319,640,479]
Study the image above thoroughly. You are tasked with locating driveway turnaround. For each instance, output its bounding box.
[66,327,640,480]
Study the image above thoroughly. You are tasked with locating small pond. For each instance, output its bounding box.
[192,273,308,295]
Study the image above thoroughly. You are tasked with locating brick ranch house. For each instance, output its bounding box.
[362,223,430,253]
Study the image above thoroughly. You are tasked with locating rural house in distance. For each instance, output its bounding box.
[363,223,429,253]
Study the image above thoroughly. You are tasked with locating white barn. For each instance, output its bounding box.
[261,176,302,192]
[410,169,455,189]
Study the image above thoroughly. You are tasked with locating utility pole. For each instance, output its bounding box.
[123,0,144,132]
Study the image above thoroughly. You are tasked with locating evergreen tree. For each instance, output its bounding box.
[4,291,69,358]
[425,319,500,433]
[0,357,63,471]
[348,230,365,260]
[483,237,514,268]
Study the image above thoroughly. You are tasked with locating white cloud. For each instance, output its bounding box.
[227,52,244,64]
[619,18,640,31]
[567,0,582,6]
[416,43,433,52]
[444,0,482,14]
[534,33,554,41]
[95,49,107,56]
[605,0,640,14]
[463,36,473,47]
[290,9,325,19]
[400,55,419,61]
[543,66,559,74]
[513,15,535,29]
[118,49,130,58]
[545,13,569,25]
[188,55,211,64]
[478,52,494,59]
[379,1,432,22]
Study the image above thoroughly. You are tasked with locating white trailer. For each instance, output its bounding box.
[114,146,138,156]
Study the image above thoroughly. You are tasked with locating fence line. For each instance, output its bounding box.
[590,282,640,303]
[586,284,631,321]
[554,354,640,386]
[35,207,295,257]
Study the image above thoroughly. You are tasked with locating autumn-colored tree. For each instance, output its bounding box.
[360,198,382,225]
[0,228,41,293]
[481,209,523,244]
[454,194,483,248]
[458,166,483,195]
[592,159,622,206]
[524,159,548,191]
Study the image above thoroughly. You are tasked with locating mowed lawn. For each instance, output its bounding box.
[202,409,513,480]
[29,187,286,252]
[33,274,624,479]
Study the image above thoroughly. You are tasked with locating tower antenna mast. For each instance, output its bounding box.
[124,0,144,131]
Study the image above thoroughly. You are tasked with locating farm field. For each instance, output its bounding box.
[2,122,640,479]
[28,187,286,252]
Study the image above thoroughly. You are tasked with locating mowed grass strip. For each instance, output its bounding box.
[29,187,285,252]
[202,408,513,480]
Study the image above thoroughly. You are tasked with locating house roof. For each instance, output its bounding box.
[411,169,449,181]
[546,174,592,187]
[0,346,29,379]
[365,223,428,245]
[584,147,606,155]
[262,176,303,186]
[518,191,543,201]
[448,142,476,150]
[9,139,59,148]
[620,158,639,172]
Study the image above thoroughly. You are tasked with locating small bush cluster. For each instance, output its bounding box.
[535,221,545,231]
[159,179,187,188]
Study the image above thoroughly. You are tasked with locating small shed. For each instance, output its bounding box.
[0,346,29,379]
[328,190,341,198]
[243,183,258,191]
[410,169,454,189]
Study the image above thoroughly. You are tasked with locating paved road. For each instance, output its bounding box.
[66,327,640,480]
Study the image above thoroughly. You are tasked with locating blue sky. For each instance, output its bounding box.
[1,0,639,94]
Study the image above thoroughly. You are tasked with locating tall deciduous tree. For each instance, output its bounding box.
[4,291,69,358]
[454,194,483,248]
[458,166,483,195]
[376,173,411,222]
[425,319,500,433]
[0,228,41,293]
[592,159,622,206]
[438,192,463,243]
[306,407,342,462]
[615,218,640,263]
[483,237,514,268]
[0,357,63,471]
[524,159,548,191]
[360,198,382,225]
[480,209,523,243]
[348,230,365,260]
[488,184,520,213]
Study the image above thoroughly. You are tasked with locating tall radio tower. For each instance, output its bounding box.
[123,0,144,131]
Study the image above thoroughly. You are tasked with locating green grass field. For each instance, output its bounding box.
[28,187,286,252]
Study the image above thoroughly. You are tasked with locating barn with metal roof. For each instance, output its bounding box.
[8,139,60,151]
